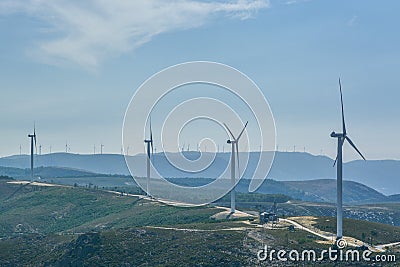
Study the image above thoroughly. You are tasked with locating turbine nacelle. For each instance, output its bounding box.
[330,131,344,138]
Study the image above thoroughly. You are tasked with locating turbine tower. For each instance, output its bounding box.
[144,119,154,197]
[223,121,248,214]
[331,78,365,240]
[28,124,37,181]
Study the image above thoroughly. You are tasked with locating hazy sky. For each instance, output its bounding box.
[1,0,399,161]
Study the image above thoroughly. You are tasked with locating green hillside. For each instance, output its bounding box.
[0,181,399,266]
[0,181,220,237]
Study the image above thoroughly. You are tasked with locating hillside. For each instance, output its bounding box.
[167,177,393,205]
[0,180,399,266]
[1,152,399,195]
[388,194,400,202]
[0,182,220,237]
[0,166,97,180]
[282,179,388,204]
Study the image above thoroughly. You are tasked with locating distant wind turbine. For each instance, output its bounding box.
[100,144,104,154]
[224,121,248,214]
[28,124,37,181]
[331,78,366,240]
[144,119,154,196]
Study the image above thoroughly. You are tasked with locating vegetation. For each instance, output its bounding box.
[214,192,291,204]
[0,181,399,266]
[0,181,221,237]
[313,216,400,245]
[0,175,13,180]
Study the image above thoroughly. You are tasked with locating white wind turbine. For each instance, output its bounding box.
[144,119,154,197]
[223,121,248,214]
[28,124,37,181]
[331,78,365,240]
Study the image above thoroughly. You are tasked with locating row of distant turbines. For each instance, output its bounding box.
[26,79,364,241]
[19,141,317,157]
[20,143,108,155]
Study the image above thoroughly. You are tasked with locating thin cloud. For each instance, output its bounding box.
[281,0,311,5]
[348,15,358,26]
[0,0,269,69]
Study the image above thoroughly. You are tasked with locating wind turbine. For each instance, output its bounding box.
[331,78,365,240]
[223,121,248,214]
[144,119,154,197]
[181,143,185,152]
[28,124,37,181]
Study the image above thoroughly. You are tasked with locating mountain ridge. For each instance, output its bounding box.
[1,151,399,195]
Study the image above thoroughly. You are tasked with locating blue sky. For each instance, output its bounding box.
[1,0,399,161]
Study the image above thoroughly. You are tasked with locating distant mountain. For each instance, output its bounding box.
[0,152,399,195]
[388,194,400,202]
[0,153,129,175]
[0,162,396,204]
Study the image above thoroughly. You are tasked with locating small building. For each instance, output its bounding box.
[259,201,279,224]
[259,212,278,224]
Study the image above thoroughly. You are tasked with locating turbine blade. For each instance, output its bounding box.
[339,78,347,135]
[235,142,240,179]
[345,136,366,160]
[149,118,153,143]
[333,155,338,167]
[237,121,248,141]
[333,138,345,167]
[33,123,37,152]
[223,123,236,141]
